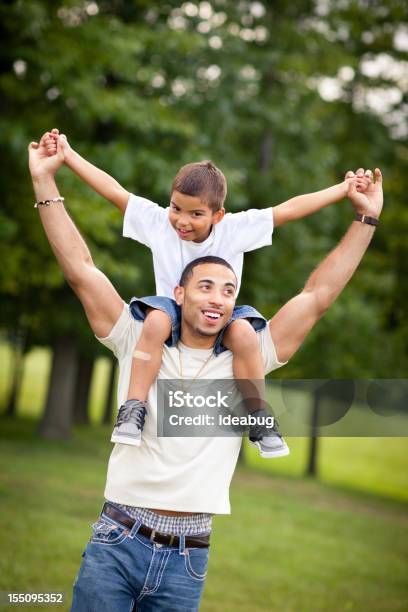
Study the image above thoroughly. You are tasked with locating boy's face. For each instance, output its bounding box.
[168,191,225,243]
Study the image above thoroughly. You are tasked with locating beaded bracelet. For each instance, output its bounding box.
[34,197,65,208]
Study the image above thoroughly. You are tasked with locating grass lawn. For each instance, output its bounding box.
[0,418,407,612]
[1,340,407,503]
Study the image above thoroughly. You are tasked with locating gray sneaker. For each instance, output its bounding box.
[249,409,290,459]
[111,399,147,446]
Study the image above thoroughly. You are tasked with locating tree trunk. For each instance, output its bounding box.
[103,357,117,425]
[306,390,320,477]
[5,330,27,417]
[39,334,78,439]
[73,353,94,425]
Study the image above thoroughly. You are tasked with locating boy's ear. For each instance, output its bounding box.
[212,207,225,225]
[174,285,184,306]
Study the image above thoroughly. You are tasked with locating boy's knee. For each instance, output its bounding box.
[223,319,258,352]
[142,308,172,342]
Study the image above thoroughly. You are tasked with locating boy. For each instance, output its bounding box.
[45,129,369,458]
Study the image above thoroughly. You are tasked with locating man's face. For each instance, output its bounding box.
[168,191,225,243]
[175,263,237,340]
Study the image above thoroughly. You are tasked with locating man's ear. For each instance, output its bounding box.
[174,285,184,306]
[212,207,225,226]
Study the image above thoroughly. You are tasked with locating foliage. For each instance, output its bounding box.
[0,0,407,375]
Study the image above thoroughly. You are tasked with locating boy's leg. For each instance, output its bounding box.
[111,309,171,446]
[222,319,289,458]
[127,308,172,401]
[222,319,267,411]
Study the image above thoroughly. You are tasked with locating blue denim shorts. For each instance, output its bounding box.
[129,296,266,356]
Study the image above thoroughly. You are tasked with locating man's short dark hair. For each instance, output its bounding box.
[179,256,237,287]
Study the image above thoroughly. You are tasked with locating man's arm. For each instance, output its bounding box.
[29,134,124,338]
[269,168,383,362]
[47,129,129,213]
[272,175,370,228]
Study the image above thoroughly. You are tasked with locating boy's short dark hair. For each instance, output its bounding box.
[179,256,237,287]
[171,161,227,212]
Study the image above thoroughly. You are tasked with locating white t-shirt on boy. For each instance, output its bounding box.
[123,194,274,297]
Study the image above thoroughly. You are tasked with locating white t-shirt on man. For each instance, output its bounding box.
[123,194,274,297]
[98,305,285,514]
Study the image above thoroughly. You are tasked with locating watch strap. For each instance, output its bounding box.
[354,213,379,226]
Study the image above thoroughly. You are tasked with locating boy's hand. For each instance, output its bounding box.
[344,168,372,209]
[46,128,72,162]
[345,168,383,218]
[344,168,372,195]
[42,130,129,212]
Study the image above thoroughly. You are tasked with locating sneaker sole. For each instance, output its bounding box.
[111,433,141,446]
[250,440,290,459]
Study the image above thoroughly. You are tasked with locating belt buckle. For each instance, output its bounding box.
[149,529,176,546]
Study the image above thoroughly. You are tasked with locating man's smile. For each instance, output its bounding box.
[201,309,224,325]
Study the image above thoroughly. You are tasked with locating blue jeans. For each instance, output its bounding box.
[130,296,266,356]
[71,506,209,611]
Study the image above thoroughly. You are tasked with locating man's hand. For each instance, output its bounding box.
[345,168,383,218]
[28,130,64,180]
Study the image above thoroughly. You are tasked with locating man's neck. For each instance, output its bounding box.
[179,328,216,350]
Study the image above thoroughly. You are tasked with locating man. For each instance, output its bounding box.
[28,132,383,612]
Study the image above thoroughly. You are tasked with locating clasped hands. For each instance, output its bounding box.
[343,167,383,219]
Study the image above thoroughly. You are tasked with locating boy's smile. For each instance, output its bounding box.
[169,191,225,243]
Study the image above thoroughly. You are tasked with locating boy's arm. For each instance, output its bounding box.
[272,173,371,228]
[269,168,383,362]
[47,129,129,213]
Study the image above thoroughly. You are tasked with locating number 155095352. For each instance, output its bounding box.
[0,592,65,605]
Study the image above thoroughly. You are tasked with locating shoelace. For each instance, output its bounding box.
[115,400,147,430]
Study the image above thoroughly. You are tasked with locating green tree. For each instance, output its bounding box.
[1,0,406,442]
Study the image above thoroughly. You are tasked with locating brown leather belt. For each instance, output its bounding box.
[102,503,210,548]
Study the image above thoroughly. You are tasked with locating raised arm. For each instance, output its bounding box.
[272,173,370,228]
[47,128,129,213]
[29,132,124,338]
[269,168,383,362]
